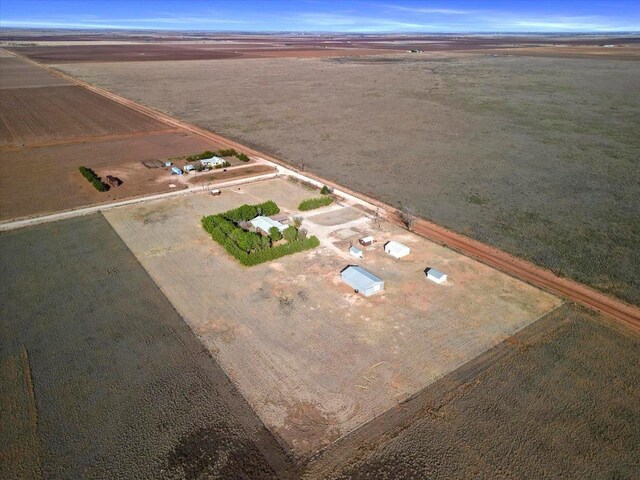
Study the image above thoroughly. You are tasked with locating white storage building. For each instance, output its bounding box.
[384,241,410,259]
[426,268,447,284]
[341,266,384,297]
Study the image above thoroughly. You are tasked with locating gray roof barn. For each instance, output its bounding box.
[341,265,384,296]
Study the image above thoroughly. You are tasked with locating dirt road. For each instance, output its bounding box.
[3,48,638,332]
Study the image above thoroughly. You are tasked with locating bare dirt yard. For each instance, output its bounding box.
[58,53,640,305]
[0,214,289,479]
[103,178,561,458]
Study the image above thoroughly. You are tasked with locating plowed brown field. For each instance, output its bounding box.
[0,85,167,146]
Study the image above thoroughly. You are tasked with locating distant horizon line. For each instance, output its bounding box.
[1,26,639,36]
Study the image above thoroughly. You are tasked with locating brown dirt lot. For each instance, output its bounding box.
[0,130,225,220]
[59,53,640,306]
[0,84,167,146]
[103,178,561,458]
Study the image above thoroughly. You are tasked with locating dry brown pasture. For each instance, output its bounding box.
[59,52,640,306]
[103,178,561,458]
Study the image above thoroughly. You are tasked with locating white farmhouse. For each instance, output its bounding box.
[250,216,287,235]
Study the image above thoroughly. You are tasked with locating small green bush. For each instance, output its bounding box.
[256,200,279,216]
[298,196,333,211]
[320,185,331,195]
[79,166,109,192]
[217,148,237,157]
[283,225,298,242]
[236,153,250,162]
[269,227,282,242]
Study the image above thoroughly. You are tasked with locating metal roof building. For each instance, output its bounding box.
[341,265,384,296]
[426,268,447,284]
[384,241,411,259]
[250,216,287,235]
[200,156,226,166]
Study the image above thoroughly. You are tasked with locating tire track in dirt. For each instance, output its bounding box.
[4,48,638,333]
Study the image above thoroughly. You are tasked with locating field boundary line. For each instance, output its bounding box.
[0,173,278,231]
[2,48,638,331]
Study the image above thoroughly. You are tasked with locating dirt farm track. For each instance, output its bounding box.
[2,47,639,332]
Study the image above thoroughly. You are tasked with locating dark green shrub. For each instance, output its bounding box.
[256,200,279,216]
[283,226,298,242]
[321,185,331,195]
[78,166,109,192]
[217,148,237,157]
[269,227,282,242]
[299,196,333,211]
[236,153,250,162]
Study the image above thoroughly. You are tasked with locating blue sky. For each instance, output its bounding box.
[1,1,638,33]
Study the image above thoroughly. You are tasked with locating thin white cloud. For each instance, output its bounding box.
[380,4,471,15]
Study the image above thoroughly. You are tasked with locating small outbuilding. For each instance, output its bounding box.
[359,236,374,246]
[349,246,363,258]
[426,268,447,284]
[106,175,122,187]
[384,241,410,259]
[171,166,183,175]
[341,265,384,296]
[184,164,196,172]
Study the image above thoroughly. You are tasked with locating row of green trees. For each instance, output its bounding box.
[185,148,250,162]
[201,201,319,266]
[298,196,334,211]
[78,166,109,192]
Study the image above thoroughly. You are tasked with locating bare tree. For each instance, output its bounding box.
[292,216,303,228]
[399,204,418,230]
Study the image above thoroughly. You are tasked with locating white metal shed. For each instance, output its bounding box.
[384,241,410,259]
[341,266,384,296]
[427,268,447,284]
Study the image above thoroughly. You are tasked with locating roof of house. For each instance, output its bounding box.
[349,246,363,255]
[428,268,446,280]
[341,265,383,291]
[200,156,225,165]
[360,236,374,243]
[250,215,287,233]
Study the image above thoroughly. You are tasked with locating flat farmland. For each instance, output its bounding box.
[59,53,640,305]
[0,214,287,479]
[0,130,224,220]
[0,56,70,89]
[0,84,168,147]
[313,304,640,479]
[7,44,389,63]
[103,178,561,457]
